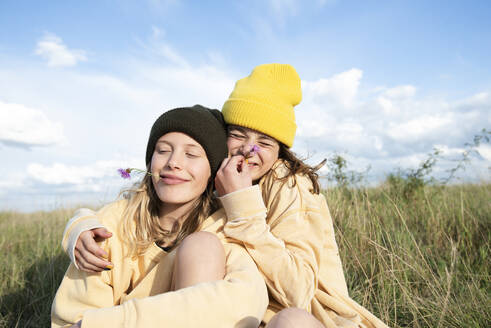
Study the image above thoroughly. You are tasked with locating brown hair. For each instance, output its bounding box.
[120,167,218,257]
[275,144,325,194]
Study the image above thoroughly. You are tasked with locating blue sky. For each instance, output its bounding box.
[0,0,490,211]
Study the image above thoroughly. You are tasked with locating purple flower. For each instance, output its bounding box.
[118,168,131,179]
[244,144,260,163]
[250,144,260,155]
[118,167,157,180]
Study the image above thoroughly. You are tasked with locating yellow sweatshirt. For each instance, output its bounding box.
[218,160,389,328]
[60,160,388,328]
[52,200,268,328]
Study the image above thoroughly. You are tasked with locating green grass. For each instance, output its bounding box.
[1,184,490,327]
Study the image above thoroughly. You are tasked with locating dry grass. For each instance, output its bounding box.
[0,184,490,327]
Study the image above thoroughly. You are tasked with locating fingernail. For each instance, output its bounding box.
[104,264,114,271]
[101,253,109,259]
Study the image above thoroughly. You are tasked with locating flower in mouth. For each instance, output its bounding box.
[118,168,158,179]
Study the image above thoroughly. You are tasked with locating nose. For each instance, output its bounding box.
[238,138,255,154]
[166,151,183,170]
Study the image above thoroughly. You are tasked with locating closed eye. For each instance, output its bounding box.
[231,133,245,139]
[258,141,273,147]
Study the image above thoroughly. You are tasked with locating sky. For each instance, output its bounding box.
[0,0,490,212]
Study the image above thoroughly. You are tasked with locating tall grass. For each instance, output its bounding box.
[0,184,490,327]
[328,183,490,327]
[0,209,75,327]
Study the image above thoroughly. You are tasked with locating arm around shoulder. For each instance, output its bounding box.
[62,208,105,268]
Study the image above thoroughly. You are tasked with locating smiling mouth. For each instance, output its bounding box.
[160,175,189,185]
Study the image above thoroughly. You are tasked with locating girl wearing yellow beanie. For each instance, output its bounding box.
[215,63,388,328]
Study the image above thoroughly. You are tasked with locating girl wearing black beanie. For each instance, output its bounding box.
[52,105,268,328]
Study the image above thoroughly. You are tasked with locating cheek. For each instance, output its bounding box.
[191,161,211,185]
[261,149,279,167]
[150,154,158,171]
[150,154,163,171]
[227,139,243,153]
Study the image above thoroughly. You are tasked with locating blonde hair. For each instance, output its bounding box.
[120,168,218,257]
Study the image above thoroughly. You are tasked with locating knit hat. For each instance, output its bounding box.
[146,105,228,175]
[222,63,302,148]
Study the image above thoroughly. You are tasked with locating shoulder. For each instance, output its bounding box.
[260,160,326,208]
[261,160,314,194]
[96,199,129,230]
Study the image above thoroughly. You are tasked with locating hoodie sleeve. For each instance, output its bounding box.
[61,208,105,269]
[220,171,332,310]
[52,241,268,328]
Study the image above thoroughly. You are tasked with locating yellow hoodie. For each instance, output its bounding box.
[220,160,389,328]
[59,160,388,328]
[51,200,268,328]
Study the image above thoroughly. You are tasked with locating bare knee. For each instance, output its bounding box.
[266,308,324,328]
[174,231,226,289]
[177,231,225,262]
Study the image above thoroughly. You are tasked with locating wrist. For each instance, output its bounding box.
[218,185,266,221]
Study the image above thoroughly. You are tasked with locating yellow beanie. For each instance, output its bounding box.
[222,63,301,148]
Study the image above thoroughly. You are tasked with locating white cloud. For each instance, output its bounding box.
[460,91,489,106]
[376,85,417,114]
[26,159,142,189]
[477,144,491,162]
[302,68,363,107]
[2,33,490,211]
[35,33,87,67]
[0,100,65,149]
[158,44,189,67]
[293,67,490,184]
[383,85,416,99]
[434,144,465,157]
[386,115,453,142]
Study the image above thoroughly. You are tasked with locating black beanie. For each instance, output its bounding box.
[146,105,228,175]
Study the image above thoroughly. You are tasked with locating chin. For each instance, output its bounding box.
[157,194,195,205]
[156,186,203,205]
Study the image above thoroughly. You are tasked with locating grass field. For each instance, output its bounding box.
[0,183,489,327]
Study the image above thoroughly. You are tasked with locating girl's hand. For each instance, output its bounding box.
[215,155,253,196]
[74,228,113,273]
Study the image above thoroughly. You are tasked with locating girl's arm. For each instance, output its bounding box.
[220,170,345,310]
[62,208,112,272]
[52,240,268,328]
[51,262,116,327]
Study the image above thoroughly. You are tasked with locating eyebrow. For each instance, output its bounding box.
[184,144,202,149]
[228,126,248,134]
[156,140,202,149]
